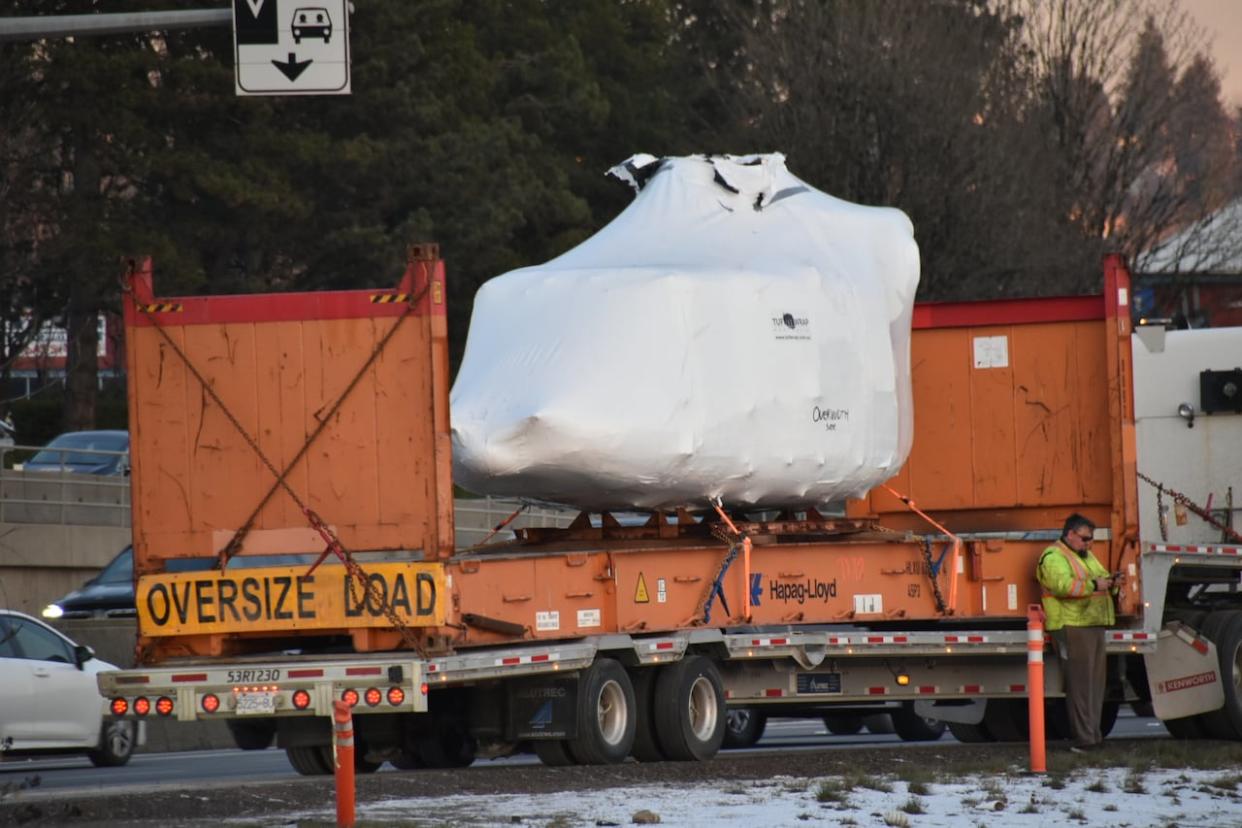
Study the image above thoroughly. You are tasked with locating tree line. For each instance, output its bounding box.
[1,0,1239,431]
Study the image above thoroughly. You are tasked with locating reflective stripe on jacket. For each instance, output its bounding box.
[1036,540,1115,631]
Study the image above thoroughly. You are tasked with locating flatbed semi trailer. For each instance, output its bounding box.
[99,249,1241,770]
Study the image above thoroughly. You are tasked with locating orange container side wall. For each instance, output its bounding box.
[125,257,452,570]
[854,319,1114,532]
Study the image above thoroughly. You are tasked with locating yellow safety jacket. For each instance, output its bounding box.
[1036,540,1115,631]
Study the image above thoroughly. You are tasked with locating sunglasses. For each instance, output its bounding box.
[1074,533,1093,543]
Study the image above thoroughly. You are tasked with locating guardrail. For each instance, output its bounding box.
[0,444,131,526]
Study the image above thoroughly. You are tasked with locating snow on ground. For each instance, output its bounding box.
[268,766,1242,827]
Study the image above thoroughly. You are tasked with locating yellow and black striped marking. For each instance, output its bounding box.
[137,302,184,313]
[370,293,411,304]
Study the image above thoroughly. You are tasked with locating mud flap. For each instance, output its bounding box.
[1144,621,1225,720]
[506,676,579,740]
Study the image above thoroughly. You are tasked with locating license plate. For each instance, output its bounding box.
[236,692,276,715]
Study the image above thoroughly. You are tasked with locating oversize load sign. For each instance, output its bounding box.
[137,563,444,636]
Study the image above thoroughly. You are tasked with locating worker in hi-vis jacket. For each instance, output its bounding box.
[1036,513,1121,753]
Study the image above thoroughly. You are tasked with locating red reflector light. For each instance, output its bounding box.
[202,693,220,713]
[387,687,404,706]
[292,690,312,710]
[420,682,428,696]
[364,688,382,706]
[133,697,151,716]
[156,697,174,716]
[110,698,129,716]
[342,689,359,707]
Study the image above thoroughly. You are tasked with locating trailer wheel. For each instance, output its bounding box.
[946,719,994,743]
[653,655,726,761]
[390,749,423,770]
[226,719,276,751]
[417,718,477,768]
[1197,610,1242,740]
[722,707,768,749]
[567,658,636,765]
[823,714,864,735]
[629,667,666,762]
[534,739,576,766]
[286,745,332,775]
[864,713,894,734]
[983,699,1028,742]
[891,702,945,742]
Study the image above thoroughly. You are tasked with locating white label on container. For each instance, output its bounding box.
[853,594,883,615]
[657,578,667,604]
[981,587,988,612]
[1118,287,1129,309]
[972,335,1009,369]
[536,611,559,631]
[957,555,965,574]
[1007,583,1018,611]
[577,609,601,628]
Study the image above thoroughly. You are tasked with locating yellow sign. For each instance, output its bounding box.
[634,572,650,603]
[136,562,446,637]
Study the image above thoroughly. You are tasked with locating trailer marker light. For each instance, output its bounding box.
[202,693,221,713]
[420,682,429,696]
[365,688,382,706]
[342,689,359,707]
[895,674,910,686]
[292,690,312,710]
[110,698,129,716]
[134,697,151,716]
[156,697,174,716]
[387,687,405,706]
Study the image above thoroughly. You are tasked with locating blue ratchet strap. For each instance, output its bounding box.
[925,539,951,579]
[703,542,740,623]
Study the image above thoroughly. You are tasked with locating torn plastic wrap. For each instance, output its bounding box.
[450,153,920,511]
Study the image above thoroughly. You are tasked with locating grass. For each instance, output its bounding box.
[1086,777,1109,793]
[899,797,925,815]
[815,779,850,804]
[1124,771,1148,795]
[907,780,931,796]
[842,771,892,793]
[881,813,911,828]
[1207,773,1242,791]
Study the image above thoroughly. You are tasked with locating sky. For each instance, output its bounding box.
[1182,0,1242,108]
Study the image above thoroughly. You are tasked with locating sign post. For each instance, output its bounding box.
[232,0,350,96]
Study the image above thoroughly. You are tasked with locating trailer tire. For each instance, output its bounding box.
[722,707,768,749]
[534,739,576,766]
[1162,715,1206,739]
[629,667,666,762]
[946,719,994,743]
[983,699,1028,742]
[286,745,332,776]
[417,719,477,768]
[566,658,636,765]
[1197,610,1242,740]
[390,750,423,770]
[891,702,945,742]
[823,714,864,735]
[864,713,894,734]
[226,719,276,751]
[653,656,726,761]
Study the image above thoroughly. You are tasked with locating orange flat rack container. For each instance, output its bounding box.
[123,245,455,574]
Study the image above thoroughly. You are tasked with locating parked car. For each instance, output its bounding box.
[0,609,138,766]
[22,430,130,476]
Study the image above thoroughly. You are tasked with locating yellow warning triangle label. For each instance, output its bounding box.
[634,572,650,603]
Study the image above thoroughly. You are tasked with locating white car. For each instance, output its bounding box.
[0,609,138,766]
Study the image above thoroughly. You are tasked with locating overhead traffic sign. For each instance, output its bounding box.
[232,0,350,96]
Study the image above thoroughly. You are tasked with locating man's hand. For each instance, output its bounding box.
[1094,575,1115,591]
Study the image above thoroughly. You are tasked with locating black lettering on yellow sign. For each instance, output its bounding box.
[137,563,445,636]
[635,572,650,603]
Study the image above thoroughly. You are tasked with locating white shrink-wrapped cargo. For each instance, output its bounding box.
[450,153,920,511]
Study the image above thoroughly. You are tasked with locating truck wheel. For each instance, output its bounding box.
[629,667,666,761]
[534,739,576,766]
[286,745,332,775]
[823,714,864,735]
[983,699,1028,742]
[417,718,477,768]
[653,655,726,761]
[1198,610,1242,740]
[864,713,894,734]
[87,720,136,767]
[390,749,423,770]
[226,719,276,751]
[1162,715,1206,739]
[891,702,945,742]
[947,719,995,743]
[1100,701,1120,737]
[567,658,636,764]
[722,707,768,749]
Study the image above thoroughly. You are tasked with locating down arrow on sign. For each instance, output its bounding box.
[272,53,312,82]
